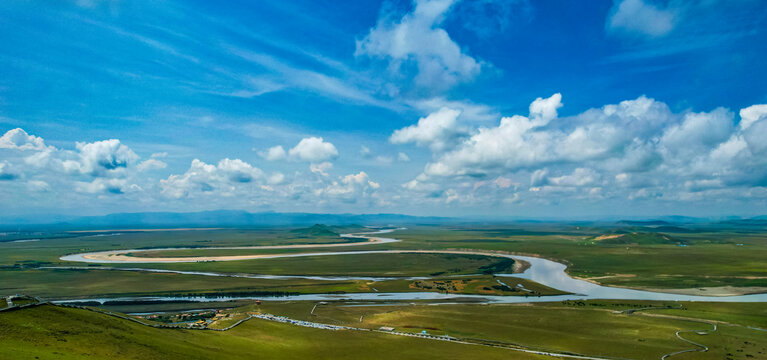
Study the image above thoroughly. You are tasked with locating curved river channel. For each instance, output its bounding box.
[56,228,767,305]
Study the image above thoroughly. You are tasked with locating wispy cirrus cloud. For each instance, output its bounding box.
[607,0,676,38]
[604,0,766,62]
[226,47,398,109]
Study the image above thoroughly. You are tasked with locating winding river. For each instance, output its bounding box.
[55,228,767,304]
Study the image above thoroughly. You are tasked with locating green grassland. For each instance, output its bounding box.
[206,312,249,330]
[255,300,767,359]
[59,227,766,292]
[0,270,565,300]
[552,300,767,329]
[1,224,765,359]
[652,302,767,328]
[0,268,361,299]
[371,275,568,296]
[0,227,368,266]
[1,224,767,300]
[0,305,540,360]
[84,225,767,290]
[3,299,763,360]
[385,226,767,289]
[121,253,516,276]
[125,246,332,258]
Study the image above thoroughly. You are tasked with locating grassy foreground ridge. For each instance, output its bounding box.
[1,300,766,360]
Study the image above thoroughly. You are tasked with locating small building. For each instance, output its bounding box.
[190,320,207,328]
[379,326,394,332]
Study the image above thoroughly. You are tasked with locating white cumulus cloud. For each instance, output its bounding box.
[390,107,463,151]
[739,104,767,130]
[356,0,482,89]
[160,158,264,198]
[259,145,287,161]
[261,137,339,163]
[288,137,339,162]
[0,128,49,151]
[396,93,767,206]
[73,139,140,176]
[316,171,381,201]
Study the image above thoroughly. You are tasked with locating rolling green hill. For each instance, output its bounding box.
[289,224,340,237]
[591,232,683,245]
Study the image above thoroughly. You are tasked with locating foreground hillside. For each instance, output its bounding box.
[0,305,538,360]
[2,301,766,360]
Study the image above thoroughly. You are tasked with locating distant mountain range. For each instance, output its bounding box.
[0,210,452,230]
[0,210,765,230]
[616,220,673,226]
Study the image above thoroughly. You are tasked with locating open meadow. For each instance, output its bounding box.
[2,299,765,360]
[1,223,766,360]
[0,304,541,360]
[3,223,766,300]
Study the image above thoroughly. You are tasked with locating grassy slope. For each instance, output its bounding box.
[0,305,540,360]
[657,302,767,329]
[257,300,767,360]
[261,302,688,359]
[1,301,764,360]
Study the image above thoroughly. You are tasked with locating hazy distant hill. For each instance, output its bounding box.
[290,224,340,237]
[617,220,672,226]
[0,210,451,229]
[1,211,765,230]
[592,232,683,245]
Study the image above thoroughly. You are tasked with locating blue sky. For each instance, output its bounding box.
[1,0,766,218]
